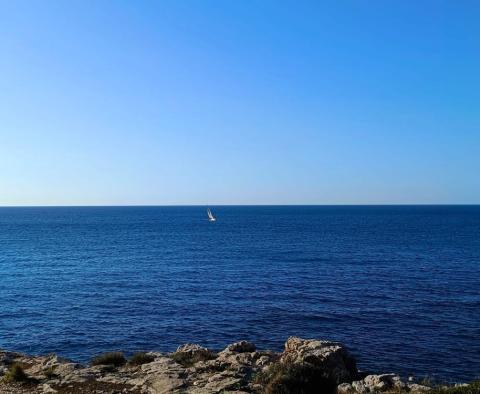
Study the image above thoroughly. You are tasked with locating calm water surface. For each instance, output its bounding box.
[0,206,479,381]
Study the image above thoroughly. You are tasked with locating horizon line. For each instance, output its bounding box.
[0,203,479,208]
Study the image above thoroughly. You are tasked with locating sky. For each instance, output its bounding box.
[0,0,479,205]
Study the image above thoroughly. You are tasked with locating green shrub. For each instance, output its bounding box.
[128,352,155,366]
[170,350,217,367]
[3,363,29,383]
[255,361,336,394]
[430,382,480,394]
[91,352,126,367]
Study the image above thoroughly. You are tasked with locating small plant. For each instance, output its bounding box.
[91,352,126,367]
[128,352,155,366]
[2,363,29,383]
[255,361,336,394]
[419,376,435,387]
[43,366,58,379]
[170,350,217,367]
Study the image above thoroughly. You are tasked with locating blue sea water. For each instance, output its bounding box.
[0,206,479,381]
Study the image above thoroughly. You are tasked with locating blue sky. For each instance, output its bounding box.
[0,0,478,205]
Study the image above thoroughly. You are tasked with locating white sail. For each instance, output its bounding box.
[207,208,216,221]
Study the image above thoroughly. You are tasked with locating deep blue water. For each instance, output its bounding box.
[0,206,479,381]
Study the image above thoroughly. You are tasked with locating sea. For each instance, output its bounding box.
[0,206,479,382]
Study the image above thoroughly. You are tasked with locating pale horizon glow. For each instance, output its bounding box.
[1,1,479,206]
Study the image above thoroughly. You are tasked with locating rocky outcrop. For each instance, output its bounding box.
[0,338,443,394]
[281,336,358,383]
[225,341,256,353]
[337,373,432,393]
[175,344,211,359]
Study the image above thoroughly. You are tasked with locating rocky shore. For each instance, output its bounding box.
[0,337,475,394]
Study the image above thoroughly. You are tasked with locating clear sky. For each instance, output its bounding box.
[0,0,478,205]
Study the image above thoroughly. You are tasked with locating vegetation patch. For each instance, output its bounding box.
[43,365,58,379]
[254,361,337,394]
[170,350,217,367]
[430,382,480,394]
[2,363,29,383]
[128,352,155,366]
[91,352,126,367]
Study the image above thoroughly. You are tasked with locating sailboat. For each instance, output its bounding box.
[207,207,216,222]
